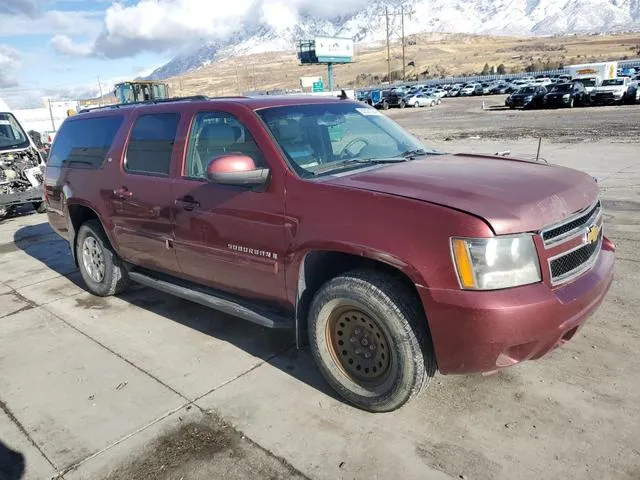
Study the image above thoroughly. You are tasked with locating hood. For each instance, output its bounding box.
[593,85,625,92]
[326,153,598,235]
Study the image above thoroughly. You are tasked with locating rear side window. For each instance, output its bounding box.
[48,116,124,169]
[125,113,179,176]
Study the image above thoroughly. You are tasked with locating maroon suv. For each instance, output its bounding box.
[44,95,615,412]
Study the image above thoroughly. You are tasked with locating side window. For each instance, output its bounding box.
[125,113,179,176]
[48,115,124,169]
[184,111,264,179]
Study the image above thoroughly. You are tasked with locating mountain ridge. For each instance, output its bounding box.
[146,0,640,80]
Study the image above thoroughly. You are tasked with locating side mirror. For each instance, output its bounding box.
[206,154,270,187]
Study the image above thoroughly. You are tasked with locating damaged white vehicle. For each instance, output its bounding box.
[0,112,46,220]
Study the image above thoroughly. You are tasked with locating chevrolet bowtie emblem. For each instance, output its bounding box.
[586,224,601,245]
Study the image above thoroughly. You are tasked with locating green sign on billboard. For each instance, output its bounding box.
[312,81,324,92]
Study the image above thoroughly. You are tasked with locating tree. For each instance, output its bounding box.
[481,63,491,75]
[497,63,506,75]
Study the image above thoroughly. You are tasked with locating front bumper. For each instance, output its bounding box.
[0,185,43,207]
[545,96,571,107]
[591,93,624,104]
[419,237,615,374]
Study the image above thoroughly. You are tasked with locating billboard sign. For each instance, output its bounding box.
[314,36,354,63]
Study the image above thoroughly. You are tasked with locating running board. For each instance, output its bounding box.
[128,271,294,330]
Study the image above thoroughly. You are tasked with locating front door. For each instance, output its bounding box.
[109,111,180,274]
[171,109,288,304]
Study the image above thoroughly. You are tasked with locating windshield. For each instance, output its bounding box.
[579,78,596,87]
[0,113,29,150]
[519,86,536,94]
[602,79,624,86]
[550,84,572,92]
[257,102,434,177]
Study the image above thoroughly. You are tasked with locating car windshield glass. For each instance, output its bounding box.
[601,79,624,86]
[579,78,596,87]
[0,113,29,150]
[550,84,572,92]
[519,86,536,94]
[257,102,438,177]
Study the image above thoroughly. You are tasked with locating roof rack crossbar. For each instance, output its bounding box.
[78,95,210,113]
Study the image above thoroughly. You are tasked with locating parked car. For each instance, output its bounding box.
[370,90,392,109]
[543,82,588,108]
[44,95,614,412]
[590,77,638,105]
[490,82,511,95]
[459,83,483,96]
[0,111,47,220]
[447,87,461,97]
[405,93,441,107]
[505,85,548,109]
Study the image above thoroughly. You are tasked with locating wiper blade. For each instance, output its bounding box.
[397,149,443,158]
[311,157,408,175]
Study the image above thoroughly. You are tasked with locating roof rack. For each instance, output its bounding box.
[77,95,210,114]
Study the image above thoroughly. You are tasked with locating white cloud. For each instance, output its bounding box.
[0,45,21,88]
[0,9,102,37]
[52,0,373,58]
[0,0,39,17]
[50,35,92,56]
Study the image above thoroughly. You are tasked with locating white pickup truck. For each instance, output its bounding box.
[590,77,639,105]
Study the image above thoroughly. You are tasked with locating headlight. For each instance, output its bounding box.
[451,235,541,290]
[563,94,570,99]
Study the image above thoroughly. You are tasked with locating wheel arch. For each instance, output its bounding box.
[293,248,426,348]
[66,201,117,266]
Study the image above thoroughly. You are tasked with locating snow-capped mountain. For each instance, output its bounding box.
[147,0,640,80]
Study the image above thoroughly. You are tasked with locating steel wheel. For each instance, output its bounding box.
[82,236,105,283]
[325,307,392,386]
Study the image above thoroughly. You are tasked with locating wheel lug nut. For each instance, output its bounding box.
[354,328,361,336]
[350,337,357,343]
[364,353,371,359]
[361,338,369,346]
[369,344,375,350]
[355,348,361,355]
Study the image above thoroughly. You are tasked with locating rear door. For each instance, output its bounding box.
[108,111,181,274]
[45,114,124,237]
[171,106,289,304]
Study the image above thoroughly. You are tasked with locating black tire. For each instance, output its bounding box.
[382,101,389,110]
[76,219,129,297]
[308,270,436,412]
[399,101,405,109]
[32,201,47,213]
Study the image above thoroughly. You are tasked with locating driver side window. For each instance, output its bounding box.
[184,111,265,179]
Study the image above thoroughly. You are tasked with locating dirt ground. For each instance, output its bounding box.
[0,98,639,480]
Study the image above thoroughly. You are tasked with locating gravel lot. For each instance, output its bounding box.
[0,99,639,480]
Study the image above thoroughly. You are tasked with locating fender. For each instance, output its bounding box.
[64,195,121,265]
[290,241,427,348]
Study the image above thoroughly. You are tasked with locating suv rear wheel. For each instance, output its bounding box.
[76,220,129,297]
[308,270,436,412]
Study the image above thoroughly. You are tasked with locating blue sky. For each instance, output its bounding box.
[0,0,368,108]
[0,1,176,108]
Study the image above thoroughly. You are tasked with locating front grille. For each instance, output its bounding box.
[550,238,601,280]
[542,201,601,246]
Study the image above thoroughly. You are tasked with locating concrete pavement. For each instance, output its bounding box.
[0,139,639,479]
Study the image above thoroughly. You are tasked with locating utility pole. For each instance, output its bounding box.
[401,5,406,81]
[47,97,56,131]
[385,6,391,82]
[97,76,104,106]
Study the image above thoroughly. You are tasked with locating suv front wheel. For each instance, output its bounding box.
[76,220,129,297]
[308,270,436,412]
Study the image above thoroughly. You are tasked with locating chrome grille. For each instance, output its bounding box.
[542,201,601,247]
[550,237,601,280]
[543,200,604,286]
